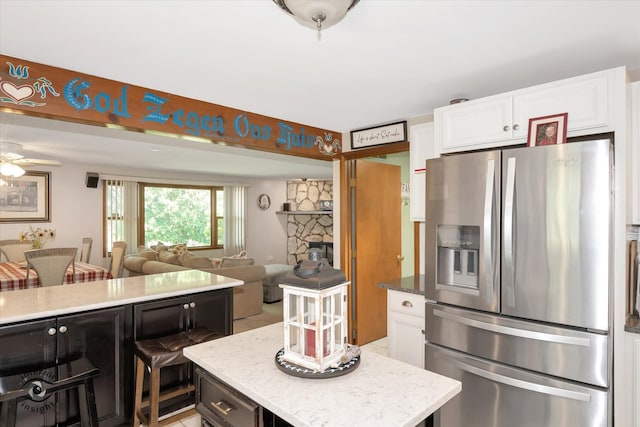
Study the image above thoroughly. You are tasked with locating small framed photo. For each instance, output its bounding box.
[527,113,568,147]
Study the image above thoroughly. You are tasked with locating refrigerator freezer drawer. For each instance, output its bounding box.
[426,343,610,427]
[426,303,609,387]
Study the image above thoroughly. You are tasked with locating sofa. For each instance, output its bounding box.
[123,248,266,320]
[262,264,293,303]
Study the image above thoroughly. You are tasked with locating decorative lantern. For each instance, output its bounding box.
[279,264,350,373]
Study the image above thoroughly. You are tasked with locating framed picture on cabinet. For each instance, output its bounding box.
[0,171,51,222]
[527,113,568,147]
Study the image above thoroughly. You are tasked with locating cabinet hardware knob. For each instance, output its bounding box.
[512,124,520,131]
[402,300,413,308]
[422,329,425,335]
[503,125,510,131]
[211,400,233,416]
[183,303,189,310]
[47,327,57,336]
[58,325,68,334]
[190,302,196,308]
[397,255,404,261]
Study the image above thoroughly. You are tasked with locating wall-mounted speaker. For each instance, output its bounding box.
[86,172,99,188]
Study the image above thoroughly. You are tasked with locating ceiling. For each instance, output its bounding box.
[1,0,639,180]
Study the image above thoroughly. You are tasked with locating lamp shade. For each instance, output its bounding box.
[276,0,359,31]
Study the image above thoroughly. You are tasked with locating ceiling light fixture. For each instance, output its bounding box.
[0,162,25,177]
[273,0,359,40]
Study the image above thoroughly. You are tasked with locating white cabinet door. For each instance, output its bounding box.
[633,336,640,427]
[387,290,425,368]
[435,68,615,155]
[513,72,610,139]
[409,122,435,222]
[631,81,640,225]
[435,97,512,153]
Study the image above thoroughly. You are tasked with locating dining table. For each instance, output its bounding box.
[0,261,113,291]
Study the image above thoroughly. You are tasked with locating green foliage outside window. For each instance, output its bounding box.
[142,185,223,248]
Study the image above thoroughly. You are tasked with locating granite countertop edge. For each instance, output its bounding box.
[625,315,640,333]
[378,274,426,296]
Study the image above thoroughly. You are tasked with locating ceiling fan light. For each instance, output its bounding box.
[0,141,24,160]
[275,0,359,31]
[0,162,25,177]
[12,164,25,177]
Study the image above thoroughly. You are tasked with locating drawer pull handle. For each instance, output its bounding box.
[402,300,413,308]
[211,400,233,416]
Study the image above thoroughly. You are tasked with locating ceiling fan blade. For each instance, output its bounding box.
[13,158,62,167]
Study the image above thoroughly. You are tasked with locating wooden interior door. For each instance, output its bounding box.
[352,159,402,345]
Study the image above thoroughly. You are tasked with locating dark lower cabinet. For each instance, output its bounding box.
[195,367,292,427]
[133,289,233,417]
[0,306,129,427]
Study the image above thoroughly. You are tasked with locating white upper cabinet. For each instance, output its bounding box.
[435,69,616,155]
[409,122,435,222]
[631,81,640,225]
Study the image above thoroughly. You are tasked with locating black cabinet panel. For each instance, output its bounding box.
[57,306,129,426]
[0,307,130,427]
[0,319,57,427]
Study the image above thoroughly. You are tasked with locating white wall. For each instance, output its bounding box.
[246,180,288,265]
[0,162,289,270]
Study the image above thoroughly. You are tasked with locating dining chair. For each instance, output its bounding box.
[0,240,33,262]
[80,237,93,263]
[109,241,127,279]
[25,248,77,287]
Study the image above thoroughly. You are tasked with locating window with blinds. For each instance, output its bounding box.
[104,179,125,255]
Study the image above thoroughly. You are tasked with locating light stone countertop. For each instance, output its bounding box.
[0,270,243,325]
[184,322,461,427]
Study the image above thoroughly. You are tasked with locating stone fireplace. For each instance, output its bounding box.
[285,180,333,265]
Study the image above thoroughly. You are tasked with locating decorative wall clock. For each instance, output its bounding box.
[258,194,271,210]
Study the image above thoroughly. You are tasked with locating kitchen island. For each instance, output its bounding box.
[0,269,243,324]
[0,270,242,426]
[184,322,461,427]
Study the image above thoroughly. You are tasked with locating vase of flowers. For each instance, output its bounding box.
[19,226,56,249]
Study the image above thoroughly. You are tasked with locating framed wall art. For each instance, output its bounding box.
[350,121,407,150]
[527,113,568,147]
[0,171,50,222]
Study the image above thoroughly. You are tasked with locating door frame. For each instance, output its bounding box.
[339,142,409,341]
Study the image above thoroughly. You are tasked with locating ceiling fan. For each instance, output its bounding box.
[0,141,61,177]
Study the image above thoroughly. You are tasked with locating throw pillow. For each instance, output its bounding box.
[137,246,159,261]
[158,251,180,265]
[230,250,247,259]
[220,257,255,267]
[153,242,169,253]
[180,251,214,269]
[171,243,188,256]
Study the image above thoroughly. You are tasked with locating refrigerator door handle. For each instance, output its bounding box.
[433,309,592,347]
[504,156,516,307]
[449,356,592,402]
[483,159,495,303]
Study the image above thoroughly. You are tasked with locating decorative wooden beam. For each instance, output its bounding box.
[0,54,342,161]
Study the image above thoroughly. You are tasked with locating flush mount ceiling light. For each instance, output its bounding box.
[273,0,360,40]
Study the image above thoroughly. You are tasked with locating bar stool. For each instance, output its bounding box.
[133,327,222,427]
[0,358,99,427]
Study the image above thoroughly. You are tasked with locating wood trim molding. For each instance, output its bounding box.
[0,54,341,161]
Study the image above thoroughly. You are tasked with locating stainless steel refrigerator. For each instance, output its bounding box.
[424,138,613,427]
